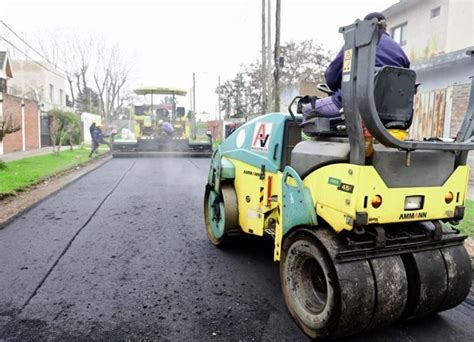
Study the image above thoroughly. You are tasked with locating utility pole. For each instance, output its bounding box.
[273,0,281,112]
[192,72,197,139]
[218,75,222,121]
[267,0,272,113]
[261,0,267,115]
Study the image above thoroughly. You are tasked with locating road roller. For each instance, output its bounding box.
[204,18,474,339]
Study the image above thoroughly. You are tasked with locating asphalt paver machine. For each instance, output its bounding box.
[204,19,474,338]
[112,86,212,157]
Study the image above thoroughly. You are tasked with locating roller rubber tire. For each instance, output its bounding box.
[402,249,448,319]
[438,245,472,312]
[280,229,377,339]
[365,256,408,331]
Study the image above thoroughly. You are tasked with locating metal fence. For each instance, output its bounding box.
[409,89,446,140]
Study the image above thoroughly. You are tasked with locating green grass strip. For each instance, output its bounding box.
[0,148,106,196]
[458,199,474,237]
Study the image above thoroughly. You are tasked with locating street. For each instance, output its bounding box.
[0,158,473,341]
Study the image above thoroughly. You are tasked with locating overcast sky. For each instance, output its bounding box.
[1,0,397,118]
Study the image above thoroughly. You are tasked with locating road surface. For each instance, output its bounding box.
[0,158,473,341]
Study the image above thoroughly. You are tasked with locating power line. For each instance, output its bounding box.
[0,33,68,81]
[0,20,63,73]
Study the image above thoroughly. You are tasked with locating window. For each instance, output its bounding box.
[59,89,64,105]
[431,6,441,18]
[391,22,407,46]
[49,84,54,103]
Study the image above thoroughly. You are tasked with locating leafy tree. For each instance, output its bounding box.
[75,87,100,113]
[280,40,332,86]
[49,109,81,153]
[218,39,331,117]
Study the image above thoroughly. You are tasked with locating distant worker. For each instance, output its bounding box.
[303,12,410,120]
[89,126,111,158]
[162,121,174,137]
[89,122,97,139]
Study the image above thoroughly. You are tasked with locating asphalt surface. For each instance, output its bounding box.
[0,158,473,341]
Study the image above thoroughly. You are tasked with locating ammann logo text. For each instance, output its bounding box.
[399,212,427,220]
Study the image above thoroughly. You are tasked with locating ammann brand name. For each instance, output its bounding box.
[399,212,427,220]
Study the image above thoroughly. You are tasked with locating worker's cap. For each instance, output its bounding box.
[364,12,386,21]
[92,121,96,125]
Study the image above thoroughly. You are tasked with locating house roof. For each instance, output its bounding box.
[0,51,13,79]
[412,46,474,71]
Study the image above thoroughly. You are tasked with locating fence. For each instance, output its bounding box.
[409,89,446,140]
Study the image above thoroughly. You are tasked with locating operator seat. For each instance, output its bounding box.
[301,66,416,135]
[291,66,417,176]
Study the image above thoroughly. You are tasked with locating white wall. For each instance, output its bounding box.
[81,112,102,144]
[385,0,450,62]
[384,0,474,62]
[445,0,474,53]
[8,60,67,111]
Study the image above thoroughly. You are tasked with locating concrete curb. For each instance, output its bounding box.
[0,154,112,228]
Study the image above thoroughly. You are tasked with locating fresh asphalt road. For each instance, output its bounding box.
[0,158,473,341]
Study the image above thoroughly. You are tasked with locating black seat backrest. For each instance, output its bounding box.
[374,66,417,130]
[281,120,302,169]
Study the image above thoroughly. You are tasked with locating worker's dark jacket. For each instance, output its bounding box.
[92,129,102,146]
[89,125,96,138]
[325,32,410,108]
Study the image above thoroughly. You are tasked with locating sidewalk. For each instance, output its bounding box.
[1,147,56,163]
[0,146,81,163]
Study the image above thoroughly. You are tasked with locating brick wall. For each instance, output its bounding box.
[208,120,223,141]
[2,94,40,153]
[3,94,23,153]
[449,82,471,136]
[446,82,474,184]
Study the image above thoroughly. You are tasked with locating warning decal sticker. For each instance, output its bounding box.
[251,122,272,152]
[343,49,352,73]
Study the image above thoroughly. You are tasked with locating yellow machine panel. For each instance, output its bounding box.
[228,158,282,237]
[304,164,469,232]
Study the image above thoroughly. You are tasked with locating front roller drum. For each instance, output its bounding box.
[204,184,239,246]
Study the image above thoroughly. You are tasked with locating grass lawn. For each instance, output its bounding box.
[458,199,474,237]
[0,148,105,196]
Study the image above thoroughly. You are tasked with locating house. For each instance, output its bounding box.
[7,60,68,112]
[383,0,474,138]
[382,0,474,181]
[384,0,473,64]
[0,52,41,155]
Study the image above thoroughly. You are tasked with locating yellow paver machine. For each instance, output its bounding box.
[112,86,212,157]
[204,19,474,338]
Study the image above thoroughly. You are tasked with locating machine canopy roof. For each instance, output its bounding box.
[134,87,187,96]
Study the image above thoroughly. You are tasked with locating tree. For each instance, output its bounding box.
[36,28,132,120]
[216,69,261,119]
[218,38,332,117]
[75,86,100,113]
[0,113,21,142]
[48,109,81,153]
[280,40,332,86]
[93,41,132,125]
[36,29,94,107]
